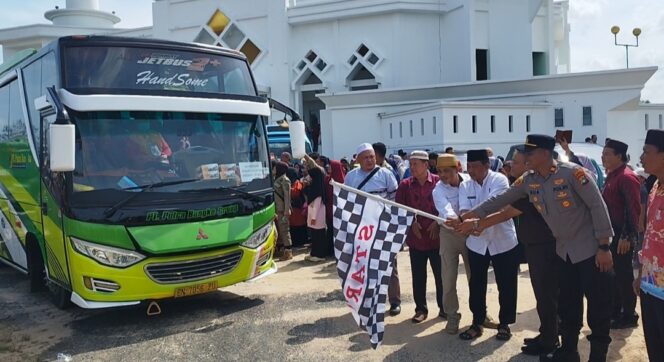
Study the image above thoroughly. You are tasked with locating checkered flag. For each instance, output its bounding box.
[333,183,414,349]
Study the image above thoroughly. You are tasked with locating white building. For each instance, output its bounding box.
[1,0,662,160]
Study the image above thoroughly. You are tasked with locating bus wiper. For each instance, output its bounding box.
[180,184,267,203]
[103,178,200,218]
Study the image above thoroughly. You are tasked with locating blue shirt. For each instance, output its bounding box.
[344,166,398,201]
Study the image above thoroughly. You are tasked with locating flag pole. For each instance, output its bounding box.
[330,180,452,227]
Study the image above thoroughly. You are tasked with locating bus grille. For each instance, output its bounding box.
[145,250,243,284]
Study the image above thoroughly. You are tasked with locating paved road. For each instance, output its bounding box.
[0,249,646,362]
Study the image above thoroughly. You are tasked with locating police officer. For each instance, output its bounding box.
[462,134,614,362]
[457,148,559,359]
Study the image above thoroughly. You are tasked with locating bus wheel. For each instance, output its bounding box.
[47,280,71,310]
[26,237,46,292]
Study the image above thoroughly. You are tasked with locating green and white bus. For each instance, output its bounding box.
[0,36,291,309]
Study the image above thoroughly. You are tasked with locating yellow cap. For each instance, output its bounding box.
[437,154,458,168]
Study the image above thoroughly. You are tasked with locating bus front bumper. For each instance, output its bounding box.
[67,228,276,308]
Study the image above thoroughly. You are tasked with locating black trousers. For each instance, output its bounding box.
[524,242,559,349]
[409,248,443,314]
[610,227,637,318]
[290,225,308,247]
[641,291,664,362]
[389,256,401,306]
[468,245,519,326]
[557,255,612,360]
[309,228,328,258]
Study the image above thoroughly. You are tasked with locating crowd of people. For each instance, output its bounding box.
[270,131,664,362]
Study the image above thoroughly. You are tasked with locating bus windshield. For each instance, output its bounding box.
[63,46,256,97]
[71,111,271,197]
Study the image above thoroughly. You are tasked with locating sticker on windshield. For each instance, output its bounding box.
[117,176,140,191]
[219,164,238,181]
[198,164,220,180]
[239,162,265,183]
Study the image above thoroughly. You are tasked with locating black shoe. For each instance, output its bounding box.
[522,343,545,356]
[523,340,561,356]
[611,314,639,329]
[389,304,401,316]
[524,334,541,346]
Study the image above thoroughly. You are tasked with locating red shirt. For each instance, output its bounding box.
[395,172,440,251]
[602,164,641,240]
[640,181,664,299]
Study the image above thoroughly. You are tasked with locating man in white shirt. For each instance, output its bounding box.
[432,154,471,334]
[344,143,401,315]
[456,149,520,342]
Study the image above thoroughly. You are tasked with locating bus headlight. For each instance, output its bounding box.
[71,237,145,268]
[241,223,273,249]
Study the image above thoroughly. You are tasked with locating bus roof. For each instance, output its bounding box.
[57,35,248,61]
[1,35,251,79]
[0,48,37,77]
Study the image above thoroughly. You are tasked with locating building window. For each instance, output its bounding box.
[476,49,489,81]
[390,123,393,139]
[472,115,477,133]
[346,43,382,91]
[526,115,531,132]
[421,118,425,136]
[645,114,649,130]
[490,115,495,133]
[409,120,413,137]
[347,64,378,91]
[508,115,514,133]
[194,9,262,65]
[399,122,403,138]
[555,108,564,127]
[582,106,592,126]
[433,116,437,134]
[532,52,548,76]
[453,115,458,133]
[659,114,663,129]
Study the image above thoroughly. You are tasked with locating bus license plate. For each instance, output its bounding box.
[174,281,218,298]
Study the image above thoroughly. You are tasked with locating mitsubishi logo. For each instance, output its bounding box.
[196,228,209,240]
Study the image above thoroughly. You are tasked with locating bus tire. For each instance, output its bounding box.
[26,236,46,292]
[48,281,71,310]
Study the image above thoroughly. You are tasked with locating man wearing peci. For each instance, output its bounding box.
[463,135,614,362]
[601,139,641,329]
[344,143,400,315]
[455,149,520,342]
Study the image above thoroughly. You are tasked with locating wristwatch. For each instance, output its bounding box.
[598,244,610,252]
[473,219,480,232]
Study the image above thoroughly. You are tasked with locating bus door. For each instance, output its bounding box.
[38,110,71,290]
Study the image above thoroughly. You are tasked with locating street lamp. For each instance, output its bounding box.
[611,25,641,68]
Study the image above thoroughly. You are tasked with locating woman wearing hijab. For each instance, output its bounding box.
[303,155,327,262]
[287,168,308,247]
[273,161,293,261]
[325,160,346,255]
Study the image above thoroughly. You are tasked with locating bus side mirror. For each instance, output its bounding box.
[35,88,76,172]
[289,120,306,159]
[49,124,76,172]
[267,98,306,158]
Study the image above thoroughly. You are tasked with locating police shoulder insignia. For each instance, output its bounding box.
[574,168,589,185]
[514,176,524,186]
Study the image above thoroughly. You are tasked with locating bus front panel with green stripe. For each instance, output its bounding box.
[0,36,278,308]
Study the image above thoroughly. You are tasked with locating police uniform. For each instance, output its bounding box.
[511,189,559,356]
[471,135,614,362]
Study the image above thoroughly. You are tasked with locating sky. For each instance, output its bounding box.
[0,0,662,102]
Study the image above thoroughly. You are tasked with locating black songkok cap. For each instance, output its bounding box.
[524,134,556,152]
[645,130,664,151]
[605,139,628,155]
[467,149,489,162]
